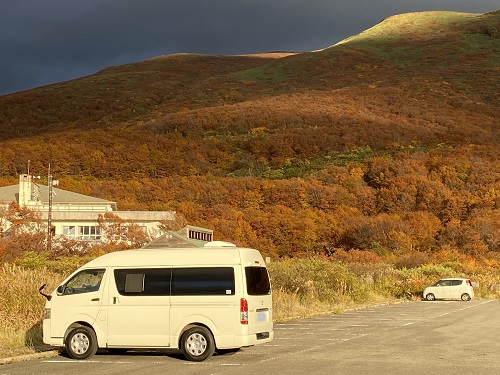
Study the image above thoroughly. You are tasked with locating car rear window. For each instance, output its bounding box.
[245,267,271,296]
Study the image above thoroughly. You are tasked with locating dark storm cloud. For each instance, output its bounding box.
[1,0,498,95]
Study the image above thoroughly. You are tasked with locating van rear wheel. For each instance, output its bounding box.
[181,326,215,362]
[65,326,98,360]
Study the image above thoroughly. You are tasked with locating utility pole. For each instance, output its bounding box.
[47,164,53,252]
[46,165,59,252]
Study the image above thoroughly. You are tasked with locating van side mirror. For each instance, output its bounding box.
[39,284,52,301]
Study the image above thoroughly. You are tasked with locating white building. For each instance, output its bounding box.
[0,174,176,243]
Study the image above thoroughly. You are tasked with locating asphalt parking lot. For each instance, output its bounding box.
[2,300,499,375]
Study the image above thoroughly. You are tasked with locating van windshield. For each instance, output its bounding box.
[62,269,105,295]
[245,267,271,295]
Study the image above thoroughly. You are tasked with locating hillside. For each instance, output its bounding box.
[0,10,499,259]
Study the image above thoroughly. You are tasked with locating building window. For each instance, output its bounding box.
[62,225,101,242]
[78,226,101,241]
[188,229,213,242]
[62,226,76,237]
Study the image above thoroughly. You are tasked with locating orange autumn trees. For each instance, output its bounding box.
[87,146,495,260]
[0,203,46,261]
[1,144,499,262]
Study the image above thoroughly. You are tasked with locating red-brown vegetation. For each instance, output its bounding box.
[0,10,499,264]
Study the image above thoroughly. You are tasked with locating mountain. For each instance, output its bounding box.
[0,11,498,176]
[0,10,499,257]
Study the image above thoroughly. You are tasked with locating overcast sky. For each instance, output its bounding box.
[1,0,498,96]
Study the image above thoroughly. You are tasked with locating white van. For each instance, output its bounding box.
[41,242,273,361]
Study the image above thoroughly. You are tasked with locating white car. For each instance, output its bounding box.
[423,278,474,301]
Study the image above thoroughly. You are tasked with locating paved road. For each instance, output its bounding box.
[2,300,499,375]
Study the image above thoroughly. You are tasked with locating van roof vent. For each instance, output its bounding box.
[203,241,236,248]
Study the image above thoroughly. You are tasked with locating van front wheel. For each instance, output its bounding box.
[181,326,215,362]
[65,326,98,360]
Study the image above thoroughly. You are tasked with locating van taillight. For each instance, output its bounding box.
[240,298,248,325]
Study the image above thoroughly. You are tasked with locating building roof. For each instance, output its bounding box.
[38,211,175,221]
[0,183,117,209]
[142,226,214,249]
[142,232,207,248]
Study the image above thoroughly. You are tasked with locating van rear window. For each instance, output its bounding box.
[245,267,271,296]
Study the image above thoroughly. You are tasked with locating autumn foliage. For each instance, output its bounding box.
[0,10,499,264]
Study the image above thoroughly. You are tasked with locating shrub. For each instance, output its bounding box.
[268,258,371,305]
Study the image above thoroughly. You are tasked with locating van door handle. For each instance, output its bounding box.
[91,298,100,302]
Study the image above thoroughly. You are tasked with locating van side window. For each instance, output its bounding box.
[62,269,105,295]
[245,267,271,296]
[172,267,235,296]
[114,269,171,296]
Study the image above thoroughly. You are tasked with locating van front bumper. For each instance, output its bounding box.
[43,319,64,347]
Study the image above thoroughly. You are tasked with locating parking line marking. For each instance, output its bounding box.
[44,360,135,364]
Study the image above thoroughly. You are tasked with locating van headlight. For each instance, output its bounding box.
[43,308,51,320]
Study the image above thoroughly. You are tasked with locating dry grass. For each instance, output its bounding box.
[1,257,499,358]
[0,264,62,357]
[269,258,397,322]
[269,258,500,322]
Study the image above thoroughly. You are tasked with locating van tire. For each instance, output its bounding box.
[181,326,215,362]
[65,326,98,360]
[461,293,471,301]
[425,293,435,301]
